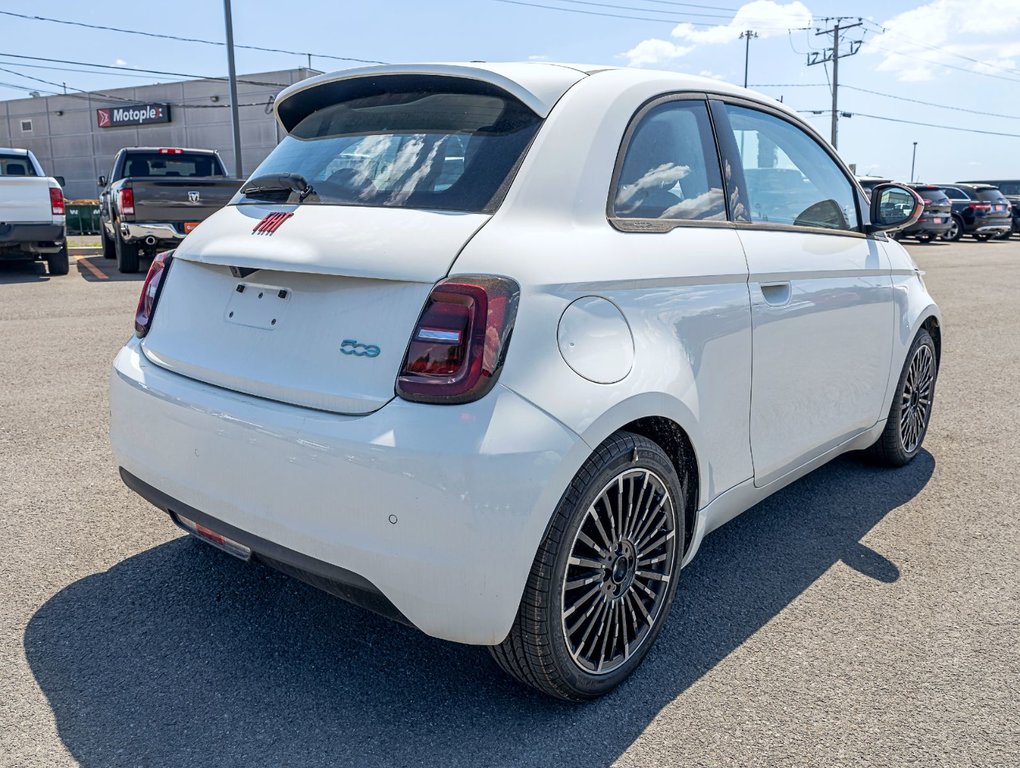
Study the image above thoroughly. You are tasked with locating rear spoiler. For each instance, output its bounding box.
[273,63,586,132]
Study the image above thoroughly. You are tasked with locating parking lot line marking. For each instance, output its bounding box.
[75,256,108,280]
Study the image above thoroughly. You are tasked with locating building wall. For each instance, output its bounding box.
[0,68,316,200]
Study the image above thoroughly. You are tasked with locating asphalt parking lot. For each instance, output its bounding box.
[1,238,1018,767]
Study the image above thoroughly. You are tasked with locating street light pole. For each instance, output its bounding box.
[910,141,918,183]
[223,0,243,178]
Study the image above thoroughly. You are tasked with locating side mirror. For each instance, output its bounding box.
[867,183,923,234]
[54,176,65,187]
[98,175,107,187]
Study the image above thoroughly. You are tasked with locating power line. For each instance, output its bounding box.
[752,82,1020,120]
[0,10,387,66]
[850,111,1020,139]
[516,0,736,21]
[490,0,793,29]
[0,52,291,88]
[861,19,1020,78]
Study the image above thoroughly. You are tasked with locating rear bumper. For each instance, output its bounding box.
[0,222,65,254]
[902,217,951,236]
[120,222,186,243]
[109,339,588,645]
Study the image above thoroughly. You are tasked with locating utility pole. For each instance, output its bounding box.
[739,30,758,88]
[223,0,243,178]
[910,141,918,182]
[807,17,863,150]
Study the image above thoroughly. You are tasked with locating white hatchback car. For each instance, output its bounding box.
[111,63,940,700]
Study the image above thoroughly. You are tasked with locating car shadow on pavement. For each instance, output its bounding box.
[0,260,50,283]
[25,451,934,768]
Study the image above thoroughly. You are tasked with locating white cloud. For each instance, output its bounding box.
[115,58,127,66]
[864,0,1020,81]
[698,69,727,80]
[620,1,812,67]
[527,54,549,61]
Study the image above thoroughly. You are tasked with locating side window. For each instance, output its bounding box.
[611,100,725,222]
[724,105,858,232]
[941,186,969,200]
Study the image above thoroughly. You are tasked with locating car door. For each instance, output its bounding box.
[711,100,894,487]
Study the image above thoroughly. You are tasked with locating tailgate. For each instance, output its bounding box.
[141,204,490,414]
[0,178,53,222]
[128,178,242,222]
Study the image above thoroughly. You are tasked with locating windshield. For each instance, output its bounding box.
[120,152,225,179]
[0,154,38,177]
[239,88,541,213]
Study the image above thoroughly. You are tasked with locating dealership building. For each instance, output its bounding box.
[0,67,317,200]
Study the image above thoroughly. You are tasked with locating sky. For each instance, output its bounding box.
[1,0,1018,181]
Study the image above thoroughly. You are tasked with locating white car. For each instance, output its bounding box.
[110,63,940,700]
[0,148,68,275]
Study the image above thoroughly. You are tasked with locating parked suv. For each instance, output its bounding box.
[959,180,1020,238]
[936,183,1012,241]
[897,185,952,242]
[110,63,938,700]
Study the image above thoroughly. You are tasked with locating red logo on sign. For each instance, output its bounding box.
[252,212,293,235]
[96,108,111,128]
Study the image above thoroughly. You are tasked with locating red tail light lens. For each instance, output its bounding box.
[119,187,135,216]
[396,275,520,404]
[968,202,991,211]
[49,186,64,216]
[134,250,174,337]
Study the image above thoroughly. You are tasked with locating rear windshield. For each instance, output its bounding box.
[120,152,225,179]
[0,154,37,176]
[915,188,949,203]
[975,188,1008,204]
[239,88,542,213]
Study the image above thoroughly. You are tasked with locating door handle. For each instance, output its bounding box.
[760,281,792,306]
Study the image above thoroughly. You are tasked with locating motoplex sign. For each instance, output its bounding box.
[96,103,171,128]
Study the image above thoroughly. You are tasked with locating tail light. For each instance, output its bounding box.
[49,187,64,216]
[134,250,174,337]
[396,275,520,404]
[119,187,135,216]
[968,202,991,211]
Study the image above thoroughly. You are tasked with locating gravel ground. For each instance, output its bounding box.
[0,239,1017,767]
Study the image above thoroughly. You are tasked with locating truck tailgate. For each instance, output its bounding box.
[0,178,53,222]
[128,178,242,222]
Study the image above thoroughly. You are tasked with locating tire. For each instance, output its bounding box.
[916,233,934,243]
[46,245,69,276]
[944,216,963,242]
[115,233,140,274]
[101,230,116,259]
[868,329,937,467]
[974,233,990,242]
[491,432,685,700]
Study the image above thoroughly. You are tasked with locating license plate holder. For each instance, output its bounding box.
[224,282,290,330]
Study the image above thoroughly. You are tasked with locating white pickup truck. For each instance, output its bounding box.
[0,148,68,275]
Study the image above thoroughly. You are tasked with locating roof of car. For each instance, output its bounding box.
[0,147,29,155]
[119,147,220,153]
[273,61,776,126]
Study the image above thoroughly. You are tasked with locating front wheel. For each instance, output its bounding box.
[868,329,937,467]
[101,230,116,259]
[491,432,684,700]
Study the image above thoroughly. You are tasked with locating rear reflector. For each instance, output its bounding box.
[49,186,64,216]
[159,148,184,154]
[134,250,174,337]
[396,275,520,404]
[176,515,252,560]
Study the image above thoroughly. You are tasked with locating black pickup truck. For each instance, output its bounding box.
[99,148,242,273]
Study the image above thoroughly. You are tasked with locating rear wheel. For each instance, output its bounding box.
[491,432,684,700]
[868,329,937,467]
[46,245,69,276]
[944,216,963,242]
[115,233,140,274]
[101,230,116,259]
